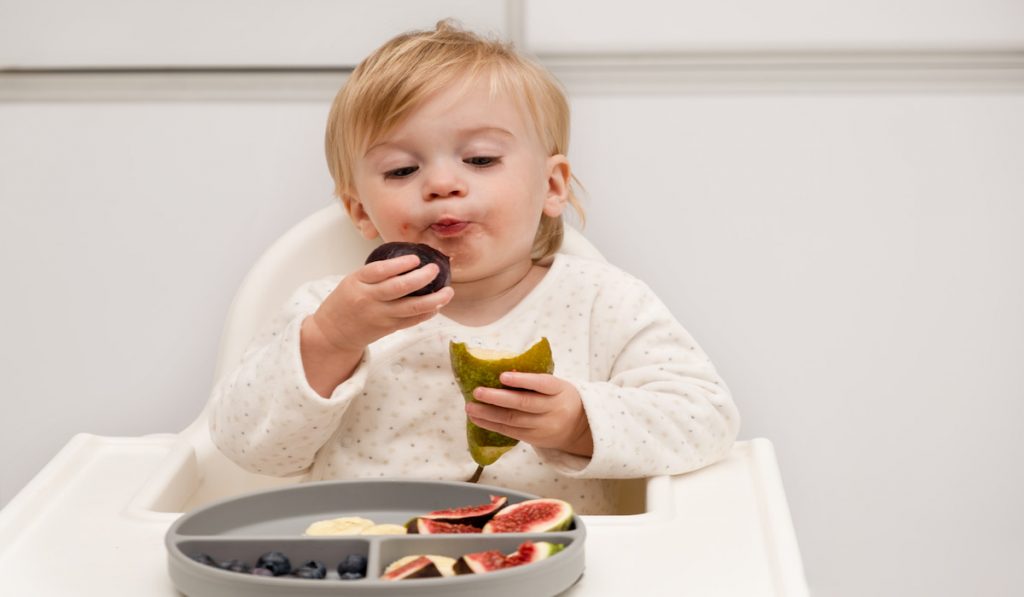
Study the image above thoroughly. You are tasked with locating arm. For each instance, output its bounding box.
[539,276,740,478]
[208,277,364,476]
[209,255,454,476]
[301,254,453,397]
[299,316,364,397]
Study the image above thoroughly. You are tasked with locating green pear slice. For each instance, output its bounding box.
[449,337,554,466]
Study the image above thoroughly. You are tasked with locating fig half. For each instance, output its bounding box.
[383,555,456,578]
[380,556,442,581]
[453,550,508,575]
[482,498,574,533]
[405,518,482,534]
[506,541,566,565]
[365,242,450,296]
[420,494,508,527]
[453,540,565,575]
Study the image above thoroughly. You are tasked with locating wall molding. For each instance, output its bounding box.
[3,49,1023,102]
[543,49,1024,94]
[0,70,351,102]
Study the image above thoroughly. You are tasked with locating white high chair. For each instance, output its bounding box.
[135,201,611,513]
[0,203,809,596]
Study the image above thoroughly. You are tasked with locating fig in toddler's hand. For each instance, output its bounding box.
[365,242,450,296]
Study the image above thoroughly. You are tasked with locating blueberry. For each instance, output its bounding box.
[337,553,368,576]
[293,560,327,579]
[218,559,251,574]
[339,571,364,580]
[189,553,217,567]
[255,551,291,576]
[251,567,274,577]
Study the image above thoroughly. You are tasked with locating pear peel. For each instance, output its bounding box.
[449,337,554,468]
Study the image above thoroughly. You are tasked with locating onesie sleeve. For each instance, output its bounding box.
[535,273,740,478]
[208,276,369,476]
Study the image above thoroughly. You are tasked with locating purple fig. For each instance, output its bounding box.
[365,242,451,296]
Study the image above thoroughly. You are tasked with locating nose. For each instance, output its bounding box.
[421,163,467,201]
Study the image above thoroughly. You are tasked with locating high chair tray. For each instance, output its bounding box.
[165,479,586,597]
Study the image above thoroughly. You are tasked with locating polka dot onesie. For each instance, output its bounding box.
[209,254,740,515]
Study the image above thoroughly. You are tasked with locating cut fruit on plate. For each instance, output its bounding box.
[406,518,481,534]
[303,516,375,536]
[381,556,443,581]
[454,541,565,575]
[420,494,508,526]
[384,555,458,578]
[482,498,574,533]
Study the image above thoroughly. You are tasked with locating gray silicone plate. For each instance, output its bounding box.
[166,479,586,597]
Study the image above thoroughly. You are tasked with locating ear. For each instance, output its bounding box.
[542,154,570,218]
[341,193,380,240]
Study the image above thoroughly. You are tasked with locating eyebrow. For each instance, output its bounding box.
[458,126,515,140]
[364,126,515,157]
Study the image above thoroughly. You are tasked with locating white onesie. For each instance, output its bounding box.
[209,253,740,514]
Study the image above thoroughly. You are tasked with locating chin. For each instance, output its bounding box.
[447,259,471,282]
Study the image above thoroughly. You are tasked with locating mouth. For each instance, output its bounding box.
[430,218,469,237]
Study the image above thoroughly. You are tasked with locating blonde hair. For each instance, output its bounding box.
[325,19,585,261]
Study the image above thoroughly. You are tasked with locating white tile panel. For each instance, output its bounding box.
[0,0,509,69]
[525,0,1024,53]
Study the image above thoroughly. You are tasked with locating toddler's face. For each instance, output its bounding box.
[344,76,569,285]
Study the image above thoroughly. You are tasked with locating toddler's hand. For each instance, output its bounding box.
[310,254,454,353]
[467,372,594,457]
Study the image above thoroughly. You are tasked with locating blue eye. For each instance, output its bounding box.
[385,166,418,179]
[465,156,499,167]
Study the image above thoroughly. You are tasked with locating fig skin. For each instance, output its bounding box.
[365,242,451,297]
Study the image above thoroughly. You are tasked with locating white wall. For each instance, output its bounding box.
[568,91,1024,597]
[0,0,509,67]
[527,0,1024,50]
[2,2,1023,596]
[0,99,338,492]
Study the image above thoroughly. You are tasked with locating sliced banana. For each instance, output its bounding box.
[385,554,457,577]
[303,516,375,536]
[362,523,408,535]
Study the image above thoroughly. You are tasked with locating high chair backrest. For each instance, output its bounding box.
[179,202,605,504]
[209,203,604,384]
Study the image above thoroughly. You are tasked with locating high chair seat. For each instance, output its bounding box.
[0,203,808,596]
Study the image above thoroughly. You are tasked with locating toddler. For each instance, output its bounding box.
[209,21,740,515]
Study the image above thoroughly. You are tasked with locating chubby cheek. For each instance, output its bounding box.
[375,218,416,242]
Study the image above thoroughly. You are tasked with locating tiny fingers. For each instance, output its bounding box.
[359,254,422,283]
[409,286,453,314]
[467,400,574,449]
[371,263,440,300]
[472,387,548,414]
[466,402,534,432]
[497,372,562,395]
[393,286,454,320]
[467,418,526,441]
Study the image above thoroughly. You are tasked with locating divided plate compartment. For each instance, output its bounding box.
[166,479,586,596]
